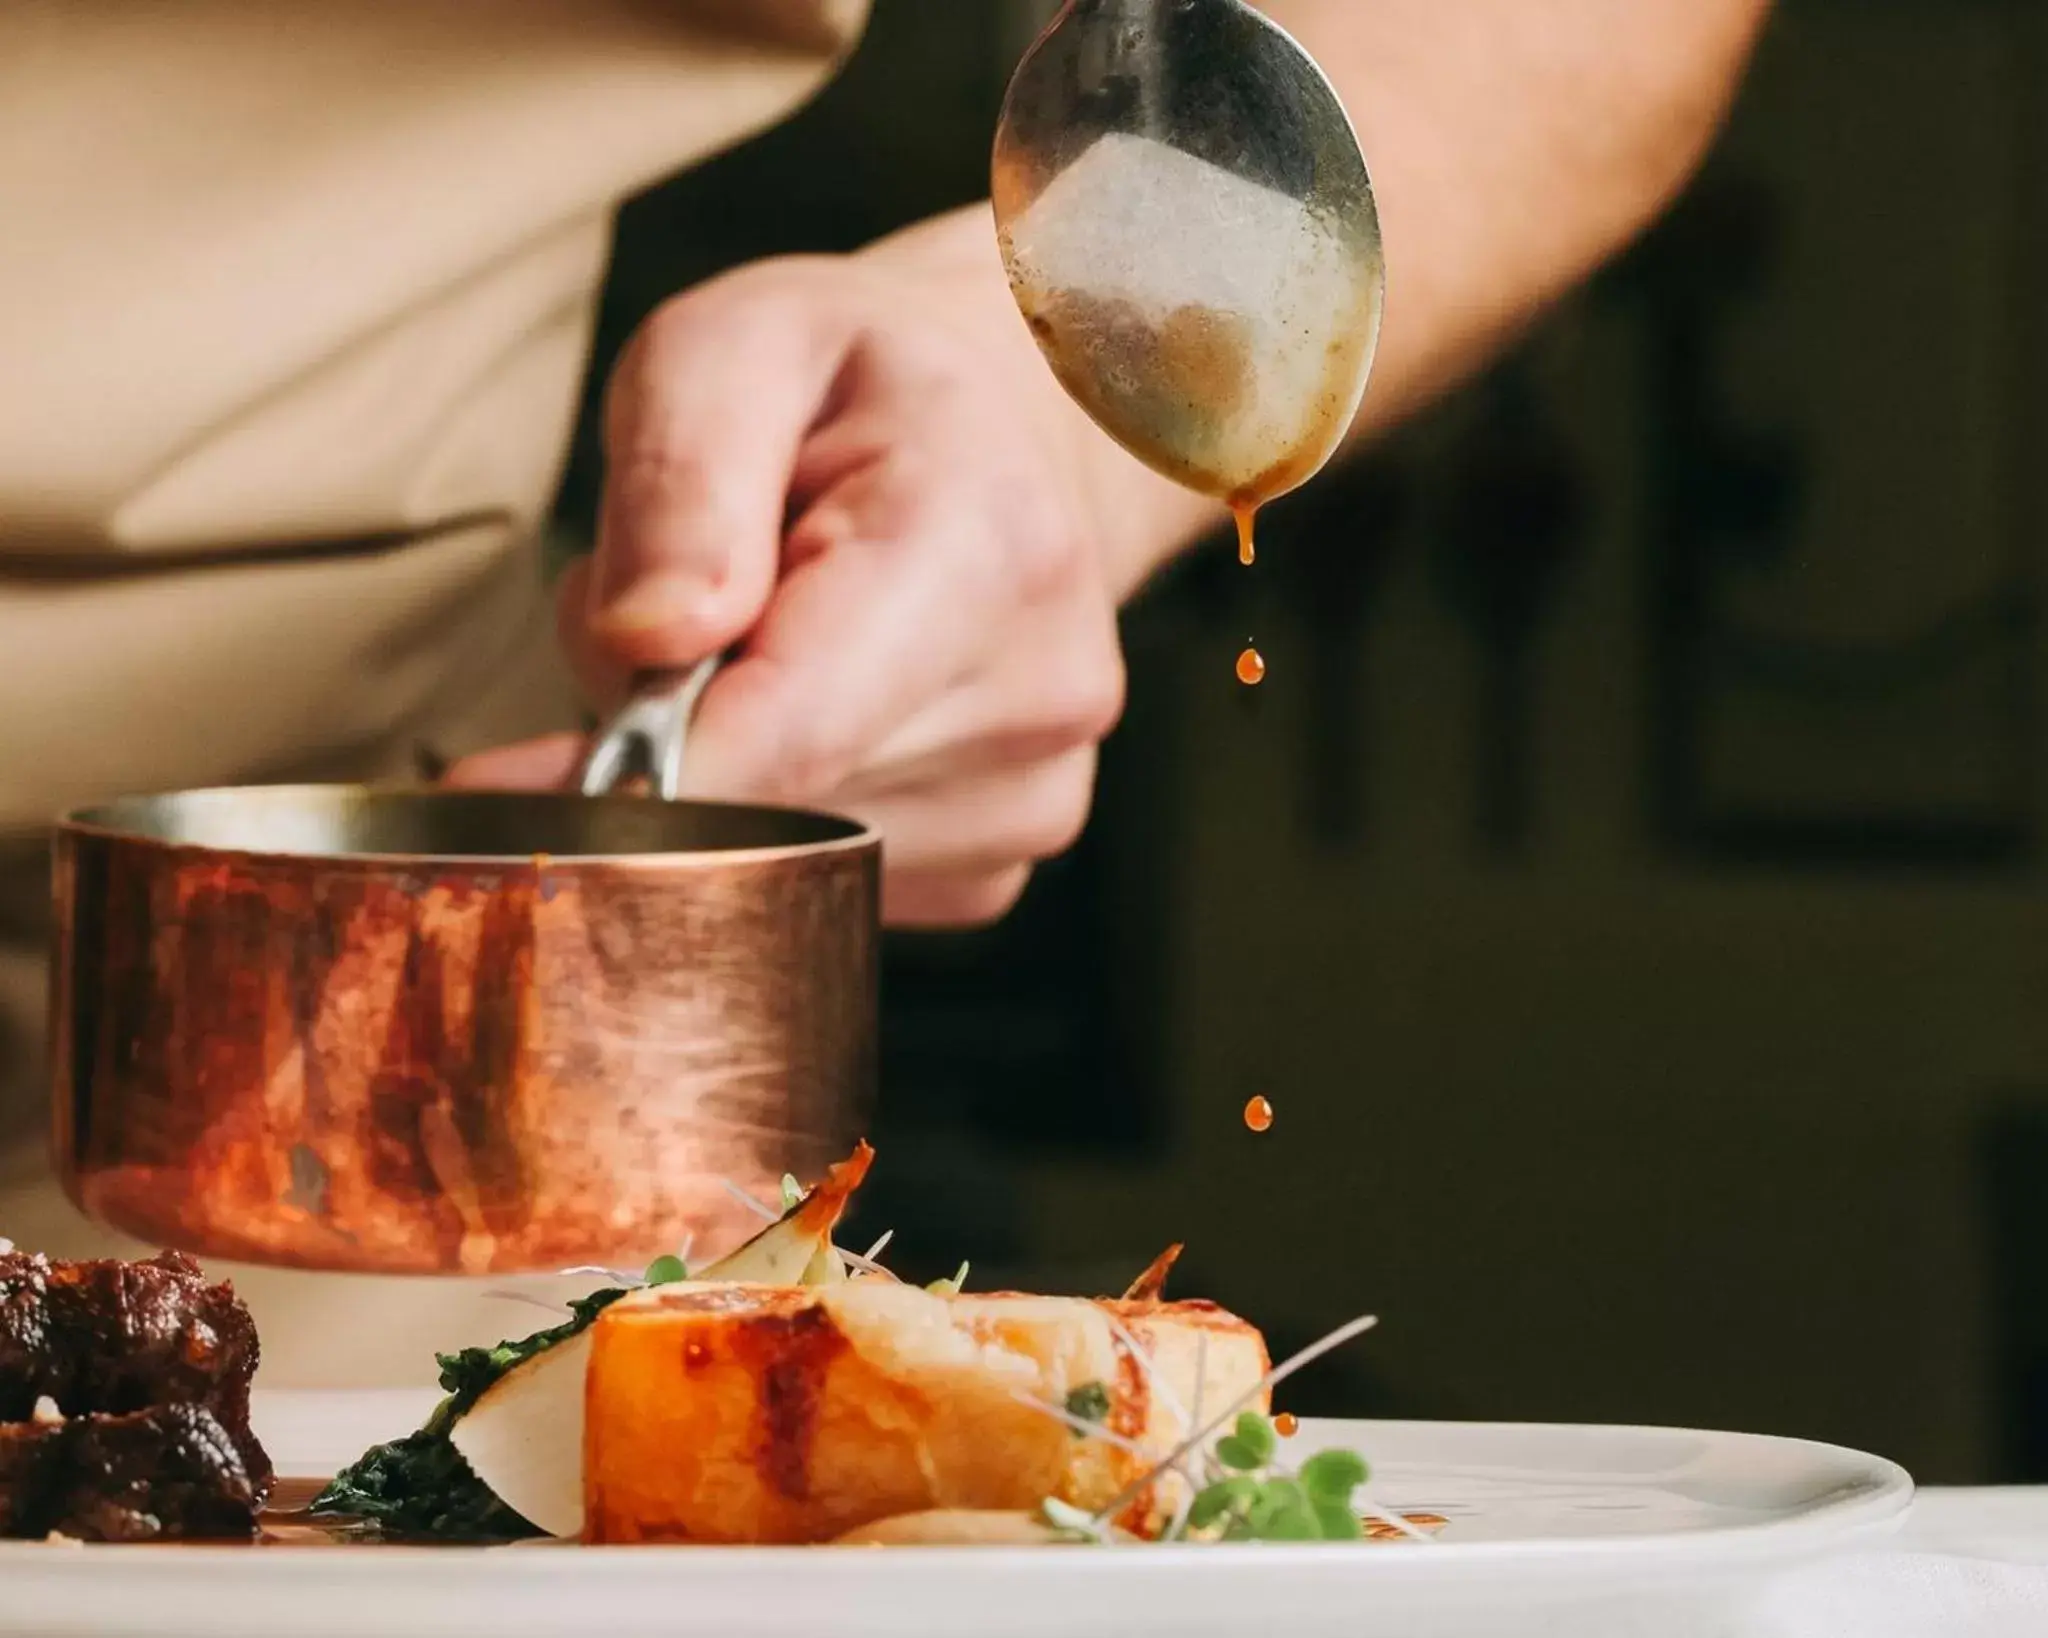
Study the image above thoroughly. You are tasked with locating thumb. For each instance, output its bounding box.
[587,278,852,670]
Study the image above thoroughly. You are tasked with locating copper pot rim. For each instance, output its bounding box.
[57,783,880,872]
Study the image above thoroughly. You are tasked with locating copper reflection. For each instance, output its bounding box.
[51,794,878,1275]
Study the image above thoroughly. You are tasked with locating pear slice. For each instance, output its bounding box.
[695,1141,873,1285]
[801,1242,849,1284]
[449,1141,875,1537]
[447,1330,592,1539]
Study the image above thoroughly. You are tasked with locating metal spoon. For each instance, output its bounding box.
[992,0,1384,514]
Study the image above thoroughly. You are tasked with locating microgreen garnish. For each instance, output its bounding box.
[1214,1409,1275,1471]
[1010,1390,1149,1453]
[1028,1405,1382,1545]
[1312,1497,1365,1542]
[1176,1413,1372,1542]
[1063,1381,1112,1435]
[1071,1312,1404,1548]
[1298,1448,1369,1497]
[643,1254,690,1287]
[780,1173,805,1212]
[720,1178,780,1223]
[1247,1476,1320,1541]
[927,1260,970,1295]
[837,1244,902,1281]
[1186,1475,1256,1531]
[1091,1312,1379,1531]
[557,1264,642,1284]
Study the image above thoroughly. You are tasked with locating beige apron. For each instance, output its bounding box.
[0,0,868,1384]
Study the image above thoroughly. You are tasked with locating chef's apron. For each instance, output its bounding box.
[0,0,869,1385]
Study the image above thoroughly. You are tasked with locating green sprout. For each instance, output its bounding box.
[1062,1381,1112,1436]
[1180,1412,1371,1542]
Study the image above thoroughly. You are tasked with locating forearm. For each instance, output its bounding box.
[1265,0,1770,437]
[868,0,1772,596]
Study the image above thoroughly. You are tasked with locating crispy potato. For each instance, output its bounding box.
[582,1281,1268,1544]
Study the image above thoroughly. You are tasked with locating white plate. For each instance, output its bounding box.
[0,1390,1912,1638]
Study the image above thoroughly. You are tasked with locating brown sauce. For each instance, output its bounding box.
[244,1479,360,1547]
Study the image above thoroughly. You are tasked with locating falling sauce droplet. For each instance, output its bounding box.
[1274,1412,1299,1438]
[1236,646,1266,687]
[1243,1095,1274,1133]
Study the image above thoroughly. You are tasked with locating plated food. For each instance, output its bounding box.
[0,1175,1915,1638]
[309,1141,1402,1549]
[0,1145,1404,1550]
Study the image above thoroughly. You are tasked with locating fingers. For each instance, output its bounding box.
[841,745,1098,879]
[842,604,1123,797]
[588,268,853,671]
[883,866,1033,929]
[552,557,632,712]
[672,468,992,806]
[442,734,585,792]
[488,254,1127,933]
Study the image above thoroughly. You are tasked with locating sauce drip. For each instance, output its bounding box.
[1274,1412,1299,1438]
[1006,189,1381,1144]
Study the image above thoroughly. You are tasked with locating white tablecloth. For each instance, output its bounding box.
[1744,1488,2048,1637]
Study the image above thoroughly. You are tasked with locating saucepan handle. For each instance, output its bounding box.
[574,655,723,801]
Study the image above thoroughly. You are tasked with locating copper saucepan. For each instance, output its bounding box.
[49,661,880,1275]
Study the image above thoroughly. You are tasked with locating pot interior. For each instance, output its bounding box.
[64,786,868,862]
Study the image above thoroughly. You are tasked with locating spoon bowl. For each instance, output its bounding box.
[992,0,1384,512]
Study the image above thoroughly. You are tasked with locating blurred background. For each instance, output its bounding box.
[549,0,2048,1485]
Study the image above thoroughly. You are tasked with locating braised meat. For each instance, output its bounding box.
[1,1404,264,1541]
[0,1251,270,1540]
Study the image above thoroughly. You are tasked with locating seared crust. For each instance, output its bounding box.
[583,1282,1269,1544]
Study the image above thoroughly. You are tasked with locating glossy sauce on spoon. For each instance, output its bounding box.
[1008,271,1374,687]
[996,38,1384,689]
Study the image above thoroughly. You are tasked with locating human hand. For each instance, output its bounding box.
[449,211,1211,926]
